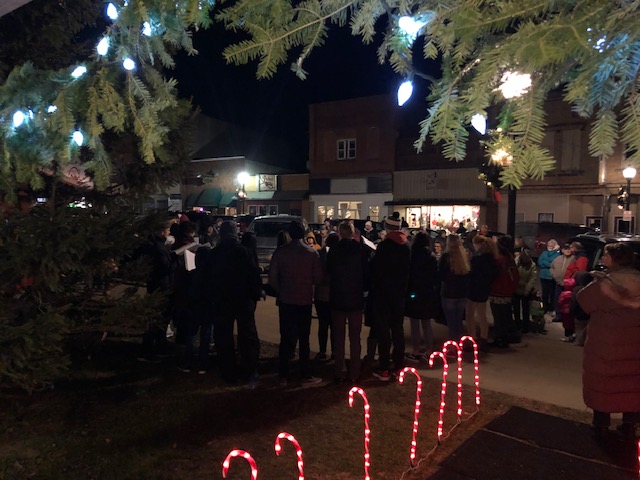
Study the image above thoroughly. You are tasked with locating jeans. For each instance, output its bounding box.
[465,300,489,340]
[540,278,556,312]
[409,317,433,354]
[373,299,405,372]
[441,296,467,341]
[315,300,333,355]
[278,303,313,379]
[332,309,362,380]
[490,299,514,344]
[182,320,213,372]
[214,302,260,382]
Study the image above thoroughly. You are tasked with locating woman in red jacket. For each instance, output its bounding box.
[560,242,588,342]
[489,236,520,348]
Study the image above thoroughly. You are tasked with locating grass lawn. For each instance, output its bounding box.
[0,338,591,480]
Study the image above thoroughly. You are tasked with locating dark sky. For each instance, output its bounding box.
[172,21,411,166]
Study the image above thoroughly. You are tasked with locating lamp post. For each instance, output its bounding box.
[237,171,250,215]
[623,166,636,211]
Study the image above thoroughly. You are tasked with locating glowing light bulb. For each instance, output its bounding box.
[97,37,109,56]
[142,22,152,36]
[71,66,87,78]
[398,16,427,41]
[122,58,136,71]
[47,105,57,113]
[471,114,487,135]
[499,71,532,99]
[397,80,413,106]
[73,130,84,146]
[106,3,118,20]
[12,111,25,127]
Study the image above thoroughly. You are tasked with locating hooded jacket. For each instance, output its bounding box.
[577,267,640,413]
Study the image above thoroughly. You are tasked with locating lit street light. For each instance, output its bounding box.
[623,166,636,211]
[237,171,250,215]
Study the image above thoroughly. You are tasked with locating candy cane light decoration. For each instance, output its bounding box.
[460,335,481,407]
[274,432,304,480]
[429,351,449,443]
[442,340,463,419]
[398,367,423,466]
[222,450,258,480]
[349,386,371,480]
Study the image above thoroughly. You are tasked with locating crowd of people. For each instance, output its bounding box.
[140,212,640,440]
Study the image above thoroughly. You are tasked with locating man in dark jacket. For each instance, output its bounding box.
[269,220,323,385]
[370,212,411,381]
[327,221,369,382]
[206,221,262,385]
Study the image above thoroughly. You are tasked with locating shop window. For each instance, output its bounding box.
[337,139,356,160]
[248,205,257,216]
[269,205,278,215]
[338,201,362,219]
[259,205,268,216]
[368,206,380,222]
[317,205,335,223]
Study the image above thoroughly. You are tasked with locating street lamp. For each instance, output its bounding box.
[623,166,636,211]
[237,171,250,215]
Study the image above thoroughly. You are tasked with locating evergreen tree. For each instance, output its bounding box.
[217,0,640,187]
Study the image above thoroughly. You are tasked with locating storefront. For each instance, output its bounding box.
[402,204,480,231]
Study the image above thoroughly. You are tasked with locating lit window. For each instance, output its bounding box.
[338,201,362,219]
[337,139,357,160]
[317,206,335,223]
[368,206,380,222]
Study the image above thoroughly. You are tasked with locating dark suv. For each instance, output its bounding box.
[568,233,640,270]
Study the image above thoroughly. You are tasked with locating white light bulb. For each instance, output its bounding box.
[122,58,136,71]
[106,3,118,20]
[97,37,109,56]
[47,105,57,113]
[397,80,414,107]
[142,22,152,36]
[71,66,87,78]
[12,111,25,127]
[499,71,532,99]
[471,114,487,135]
[398,16,427,41]
[73,130,84,146]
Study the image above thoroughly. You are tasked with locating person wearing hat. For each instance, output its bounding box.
[204,221,262,385]
[268,220,323,385]
[369,212,411,381]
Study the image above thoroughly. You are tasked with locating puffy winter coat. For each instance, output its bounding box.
[327,238,369,311]
[577,267,640,413]
[269,240,322,305]
[537,249,560,281]
[405,247,439,319]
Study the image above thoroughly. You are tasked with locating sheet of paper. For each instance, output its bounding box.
[184,249,196,271]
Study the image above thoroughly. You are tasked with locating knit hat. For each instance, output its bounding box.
[219,220,239,242]
[385,212,401,231]
[288,220,306,240]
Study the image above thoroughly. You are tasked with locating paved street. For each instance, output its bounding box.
[255,296,587,412]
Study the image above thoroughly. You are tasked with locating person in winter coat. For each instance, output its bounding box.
[550,243,573,322]
[537,239,560,315]
[466,235,498,352]
[314,233,339,362]
[370,212,411,381]
[577,242,640,439]
[327,221,369,382]
[439,234,470,343]
[404,231,439,362]
[489,236,520,348]
[513,250,538,334]
[564,241,588,280]
[306,231,321,251]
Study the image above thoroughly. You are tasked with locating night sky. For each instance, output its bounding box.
[172,21,414,167]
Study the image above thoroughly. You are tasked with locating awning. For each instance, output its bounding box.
[184,193,197,209]
[218,191,237,207]
[194,187,222,207]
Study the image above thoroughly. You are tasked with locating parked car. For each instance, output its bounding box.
[246,214,306,272]
[568,233,640,270]
[515,222,596,258]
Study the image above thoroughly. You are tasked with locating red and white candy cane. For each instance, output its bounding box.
[429,351,449,443]
[222,450,258,480]
[398,367,423,466]
[442,340,463,418]
[349,386,371,480]
[460,335,481,407]
[274,432,304,480]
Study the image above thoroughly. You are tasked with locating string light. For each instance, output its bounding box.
[72,130,84,146]
[97,37,110,56]
[398,367,423,466]
[142,22,152,36]
[222,450,258,480]
[443,340,463,419]
[106,3,118,20]
[397,80,413,106]
[499,71,532,99]
[122,58,136,71]
[274,433,304,480]
[71,66,87,78]
[429,351,449,443]
[12,111,25,127]
[460,336,481,406]
[471,114,487,135]
[47,106,57,113]
[398,16,427,42]
[349,387,371,480]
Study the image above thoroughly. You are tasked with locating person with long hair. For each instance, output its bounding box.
[466,235,498,352]
[404,231,439,361]
[439,234,470,342]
